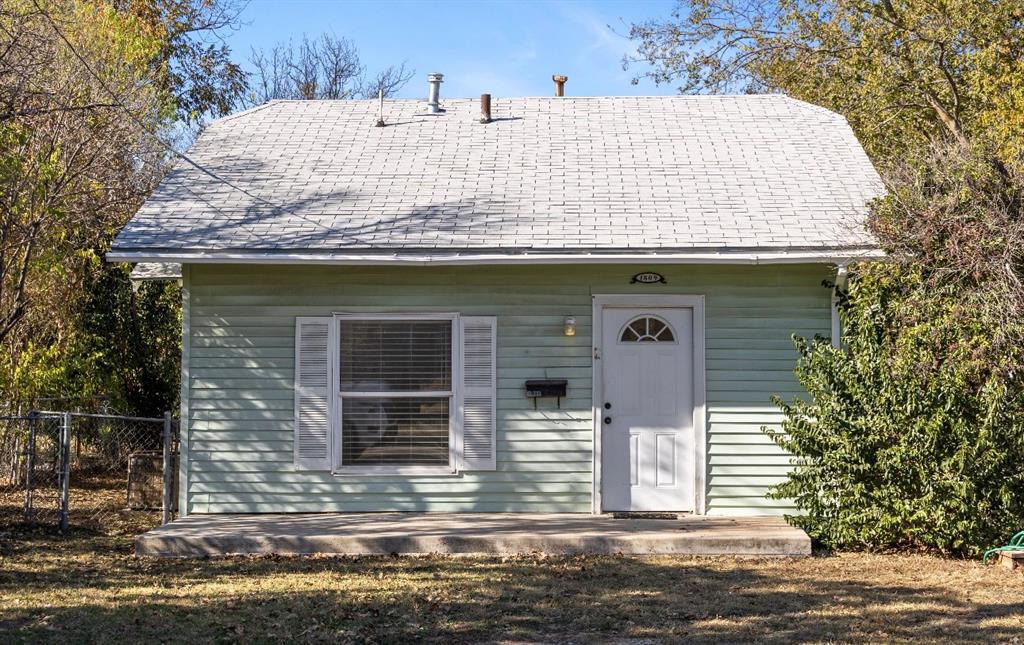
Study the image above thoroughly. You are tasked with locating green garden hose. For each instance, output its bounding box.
[982,531,1024,563]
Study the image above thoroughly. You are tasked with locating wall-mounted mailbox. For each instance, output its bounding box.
[525,379,568,408]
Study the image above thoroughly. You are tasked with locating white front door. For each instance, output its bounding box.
[600,306,695,512]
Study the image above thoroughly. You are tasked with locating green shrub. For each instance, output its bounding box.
[766,264,1024,555]
[0,263,180,416]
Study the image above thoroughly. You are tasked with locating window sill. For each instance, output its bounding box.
[331,466,459,477]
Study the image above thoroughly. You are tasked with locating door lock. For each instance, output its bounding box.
[604,402,612,410]
[603,416,612,424]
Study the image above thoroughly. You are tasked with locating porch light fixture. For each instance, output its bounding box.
[563,316,576,336]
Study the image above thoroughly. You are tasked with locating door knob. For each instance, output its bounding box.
[603,416,612,424]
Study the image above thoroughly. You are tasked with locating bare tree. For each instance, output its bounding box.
[316,35,362,99]
[0,4,121,122]
[361,62,414,100]
[246,33,413,105]
[870,139,1024,322]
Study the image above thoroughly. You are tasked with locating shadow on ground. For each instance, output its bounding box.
[1,531,1022,643]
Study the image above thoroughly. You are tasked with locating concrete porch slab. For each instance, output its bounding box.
[136,513,811,558]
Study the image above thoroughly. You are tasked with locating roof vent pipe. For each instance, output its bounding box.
[427,73,444,113]
[552,75,567,97]
[480,93,492,123]
[374,89,385,127]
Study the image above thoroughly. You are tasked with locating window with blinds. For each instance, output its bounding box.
[339,319,453,467]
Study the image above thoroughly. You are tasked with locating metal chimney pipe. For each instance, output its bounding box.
[375,88,385,127]
[552,75,568,97]
[427,73,444,113]
[480,93,492,123]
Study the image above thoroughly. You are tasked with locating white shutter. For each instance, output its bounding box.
[458,316,497,471]
[294,317,334,470]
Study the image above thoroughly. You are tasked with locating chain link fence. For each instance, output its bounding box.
[0,413,64,527]
[0,411,177,535]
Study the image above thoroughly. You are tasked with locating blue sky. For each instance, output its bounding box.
[227,0,678,98]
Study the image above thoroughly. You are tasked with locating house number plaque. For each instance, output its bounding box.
[631,272,666,284]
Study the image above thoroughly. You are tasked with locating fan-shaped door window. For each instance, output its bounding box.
[619,315,676,343]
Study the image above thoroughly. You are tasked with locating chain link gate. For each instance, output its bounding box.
[0,411,177,533]
[0,413,64,528]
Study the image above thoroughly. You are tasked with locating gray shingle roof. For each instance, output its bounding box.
[111,96,883,262]
[129,262,182,281]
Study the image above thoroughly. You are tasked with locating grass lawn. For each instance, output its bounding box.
[1,527,1022,644]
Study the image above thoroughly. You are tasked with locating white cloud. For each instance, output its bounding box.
[555,1,635,81]
[558,3,623,57]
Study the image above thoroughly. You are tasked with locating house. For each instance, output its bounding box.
[110,78,882,518]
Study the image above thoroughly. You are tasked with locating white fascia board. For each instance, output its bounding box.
[107,248,885,266]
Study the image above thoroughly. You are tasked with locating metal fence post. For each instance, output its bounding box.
[162,411,172,525]
[59,413,72,532]
[23,412,36,522]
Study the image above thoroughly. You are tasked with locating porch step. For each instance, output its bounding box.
[136,513,811,558]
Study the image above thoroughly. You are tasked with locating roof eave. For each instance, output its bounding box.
[107,247,884,267]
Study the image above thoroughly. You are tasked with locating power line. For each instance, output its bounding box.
[31,0,280,207]
[30,0,333,235]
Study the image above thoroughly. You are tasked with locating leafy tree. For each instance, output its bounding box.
[627,0,1024,161]
[0,0,166,349]
[115,0,248,124]
[76,264,181,415]
[0,0,242,413]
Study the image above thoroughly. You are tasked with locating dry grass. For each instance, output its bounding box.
[1,472,161,535]
[0,527,1022,644]
[1,477,1022,642]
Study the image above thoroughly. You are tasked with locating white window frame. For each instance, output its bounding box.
[331,312,460,476]
[617,314,679,344]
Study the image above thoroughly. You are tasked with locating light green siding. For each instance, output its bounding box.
[182,264,832,515]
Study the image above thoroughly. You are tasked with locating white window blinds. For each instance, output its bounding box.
[340,321,451,393]
[339,320,453,467]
